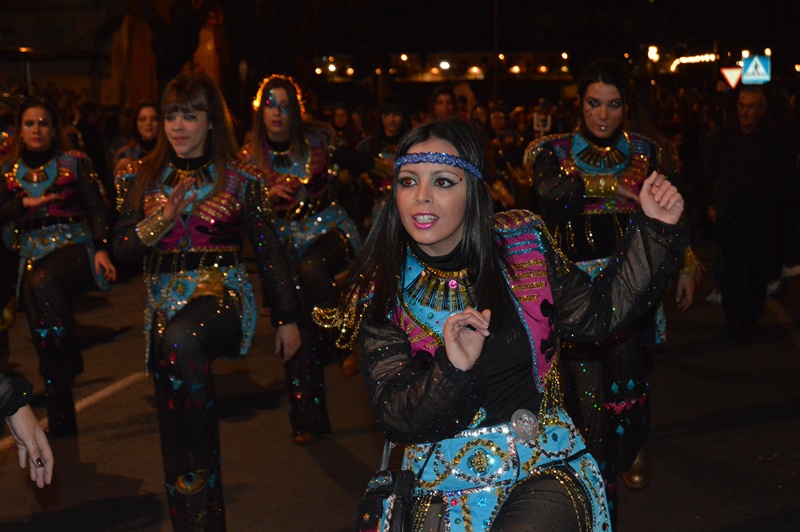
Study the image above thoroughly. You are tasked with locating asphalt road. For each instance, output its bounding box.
[1,239,798,531]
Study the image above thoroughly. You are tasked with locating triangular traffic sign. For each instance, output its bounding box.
[721,67,742,89]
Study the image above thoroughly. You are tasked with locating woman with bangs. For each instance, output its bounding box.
[114,72,302,530]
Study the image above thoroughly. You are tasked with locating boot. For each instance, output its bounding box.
[45,386,78,438]
[622,446,651,491]
[0,296,15,331]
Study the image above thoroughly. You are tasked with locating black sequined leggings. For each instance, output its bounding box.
[560,334,651,527]
[151,293,242,531]
[284,229,351,436]
[19,244,94,389]
[491,468,592,531]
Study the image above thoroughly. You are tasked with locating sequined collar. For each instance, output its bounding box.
[571,129,631,175]
[163,154,215,188]
[264,136,312,182]
[403,246,474,313]
[15,154,59,196]
[399,246,475,345]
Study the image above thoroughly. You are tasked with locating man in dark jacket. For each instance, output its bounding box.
[703,86,794,340]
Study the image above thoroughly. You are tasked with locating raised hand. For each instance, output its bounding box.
[442,307,491,371]
[639,171,684,225]
[163,177,197,221]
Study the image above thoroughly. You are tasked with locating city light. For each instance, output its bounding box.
[346,67,354,76]
[327,64,336,72]
[509,65,520,74]
[400,54,408,62]
[648,46,659,63]
[439,61,450,70]
[764,48,772,56]
[741,50,750,58]
[561,52,568,60]
[669,53,718,72]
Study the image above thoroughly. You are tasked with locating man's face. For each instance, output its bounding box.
[737,91,765,133]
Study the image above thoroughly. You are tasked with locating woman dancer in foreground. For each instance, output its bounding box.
[316,118,687,531]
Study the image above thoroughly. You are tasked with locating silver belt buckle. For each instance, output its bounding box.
[511,408,539,441]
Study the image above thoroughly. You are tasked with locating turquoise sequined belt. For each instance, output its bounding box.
[393,408,609,531]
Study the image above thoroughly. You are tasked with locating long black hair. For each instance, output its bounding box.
[342,118,517,338]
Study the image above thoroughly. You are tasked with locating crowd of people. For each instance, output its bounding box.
[1,57,799,531]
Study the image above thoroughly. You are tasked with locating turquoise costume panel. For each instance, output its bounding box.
[237,131,362,260]
[4,152,109,295]
[133,159,268,365]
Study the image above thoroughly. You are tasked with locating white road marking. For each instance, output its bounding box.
[0,372,147,452]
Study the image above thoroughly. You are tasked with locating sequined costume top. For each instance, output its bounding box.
[114,141,156,212]
[237,130,362,259]
[0,149,110,291]
[113,156,303,364]
[524,128,661,262]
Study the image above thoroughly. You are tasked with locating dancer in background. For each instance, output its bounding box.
[0,95,115,438]
[238,74,361,444]
[525,58,699,524]
[114,72,302,529]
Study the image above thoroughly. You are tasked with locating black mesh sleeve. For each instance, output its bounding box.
[242,178,303,327]
[0,373,33,418]
[530,144,586,226]
[545,210,688,341]
[358,318,487,444]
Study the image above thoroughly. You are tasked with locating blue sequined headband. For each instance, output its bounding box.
[394,152,484,180]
